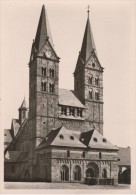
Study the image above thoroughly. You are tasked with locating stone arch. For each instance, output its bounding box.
[86,162,99,178]
[73,165,81,181]
[60,165,69,181]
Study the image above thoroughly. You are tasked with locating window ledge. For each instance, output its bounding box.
[59,115,85,121]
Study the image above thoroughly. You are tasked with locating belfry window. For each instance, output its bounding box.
[49,83,54,93]
[89,90,93,99]
[41,82,46,92]
[49,68,55,77]
[41,67,46,76]
[95,90,99,100]
[88,76,93,84]
[95,76,99,86]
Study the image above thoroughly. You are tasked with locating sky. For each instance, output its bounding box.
[0,0,136,148]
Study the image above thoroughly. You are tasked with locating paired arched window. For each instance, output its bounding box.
[89,89,93,99]
[73,166,81,181]
[49,83,54,93]
[49,68,55,77]
[41,82,46,92]
[60,165,69,181]
[41,67,46,76]
[88,75,99,86]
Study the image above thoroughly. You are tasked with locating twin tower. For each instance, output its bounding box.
[27,5,104,146]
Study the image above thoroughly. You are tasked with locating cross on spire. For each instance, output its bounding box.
[87,5,90,19]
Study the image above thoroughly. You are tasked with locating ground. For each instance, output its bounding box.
[4,182,130,189]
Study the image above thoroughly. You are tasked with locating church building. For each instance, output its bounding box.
[4,5,121,185]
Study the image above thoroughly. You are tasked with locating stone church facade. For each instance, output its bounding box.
[4,5,120,185]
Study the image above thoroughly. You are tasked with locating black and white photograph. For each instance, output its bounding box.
[1,0,136,194]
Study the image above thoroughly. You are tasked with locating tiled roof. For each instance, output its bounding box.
[117,147,131,166]
[59,89,84,108]
[80,129,119,150]
[5,151,28,162]
[36,126,86,149]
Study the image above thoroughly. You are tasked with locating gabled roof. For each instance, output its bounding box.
[36,126,86,149]
[59,89,84,108]
[117,147,131,166]
[80,129,119,150]
[34,5,54,52]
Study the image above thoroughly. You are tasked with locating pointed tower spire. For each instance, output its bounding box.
[34,5,54,51]
[80,7,97,62]
[20,97,27,109]
[18,97,28,124]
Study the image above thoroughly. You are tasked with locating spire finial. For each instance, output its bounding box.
[87,5,90,19]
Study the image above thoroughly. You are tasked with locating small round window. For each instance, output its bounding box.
[92,63,95,67]
[70,135,74,140]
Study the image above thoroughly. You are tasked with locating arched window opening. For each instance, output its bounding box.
[43,82,46,91]
[42,67,46,76]
[60,165,69,181]
[88,76,93,84]
[95,90,99,100]
[49,68,55,77]
[95,76,99,86]
[86,168,95,178]
[41,82,46,92]
[102,169,107,178]
[89,90,93,99]
[73,166,81,181]
[49,83,54,93]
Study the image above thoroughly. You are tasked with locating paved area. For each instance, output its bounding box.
[4,182,130,189]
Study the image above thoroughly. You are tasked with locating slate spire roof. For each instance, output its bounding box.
[80,13,97,62]
[19,97,27,109]
[34,5,54,51]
